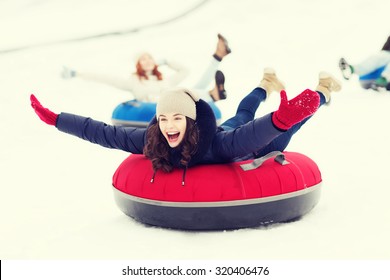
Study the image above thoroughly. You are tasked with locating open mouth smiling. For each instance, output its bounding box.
[167,132,180,142]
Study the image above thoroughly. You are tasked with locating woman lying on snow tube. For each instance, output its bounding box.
[111,99,222,127]
[30,68,342,230]
[339,35,390,91]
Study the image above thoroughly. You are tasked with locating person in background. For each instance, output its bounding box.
[339,35,390,91]
[61,34,231,102]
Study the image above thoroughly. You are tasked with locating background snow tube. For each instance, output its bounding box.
[112,100,222,127]
[359,65,386,81]
[112,151,322,230]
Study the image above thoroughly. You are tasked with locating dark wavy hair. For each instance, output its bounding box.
[143,117,199,173]
[135,62,163,81]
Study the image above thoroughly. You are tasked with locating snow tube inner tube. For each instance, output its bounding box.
[112,151,322,230]
[359,65,386,81]
[112,100,222,127]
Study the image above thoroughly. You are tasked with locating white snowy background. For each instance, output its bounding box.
[1,0,390,261]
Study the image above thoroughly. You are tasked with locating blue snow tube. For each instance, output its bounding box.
[112,100,222,127]
[358,66,386,89]
[359,65,386,81]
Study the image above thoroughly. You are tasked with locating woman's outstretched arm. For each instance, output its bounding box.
[30,94,146,154]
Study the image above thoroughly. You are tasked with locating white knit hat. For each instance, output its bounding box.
[156,88,199,120]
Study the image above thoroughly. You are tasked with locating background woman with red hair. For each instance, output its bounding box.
[61,34,231,103]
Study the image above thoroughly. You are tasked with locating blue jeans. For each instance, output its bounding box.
[220,87,327,158]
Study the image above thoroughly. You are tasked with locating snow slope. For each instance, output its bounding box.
[1,0,390,260]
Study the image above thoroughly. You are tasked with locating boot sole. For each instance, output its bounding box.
[217,33,232,54]
[215,70,226,100]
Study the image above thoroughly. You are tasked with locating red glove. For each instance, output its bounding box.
[30,94,58,126]
[272,89,320,131]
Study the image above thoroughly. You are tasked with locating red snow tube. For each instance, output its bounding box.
[112,151,322,230]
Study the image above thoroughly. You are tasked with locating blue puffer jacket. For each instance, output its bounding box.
[56,99,283,167]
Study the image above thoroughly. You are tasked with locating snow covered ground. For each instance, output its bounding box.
[1,0,390,268]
